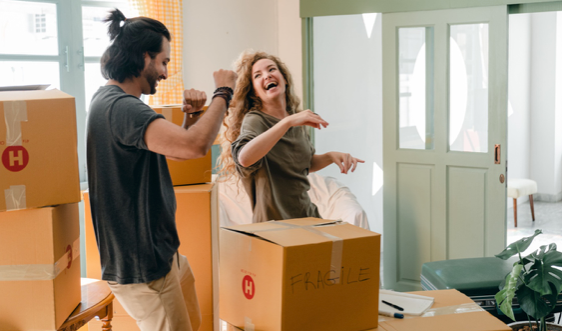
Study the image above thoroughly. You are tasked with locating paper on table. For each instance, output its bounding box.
[379,290,434,315]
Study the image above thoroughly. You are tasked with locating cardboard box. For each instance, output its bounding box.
[152,105,212,186]
[0,89,81,212]
[84,182,219,331]
[0,203,81,330]
[221,289,511,331]
[220,218,381,331]
[176,183,220,331]
[372,289,511,331]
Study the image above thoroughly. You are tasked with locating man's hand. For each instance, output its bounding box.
[183,89,207,113]
[213,69,237,89]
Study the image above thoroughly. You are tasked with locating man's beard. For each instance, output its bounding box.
[144,62,159,95]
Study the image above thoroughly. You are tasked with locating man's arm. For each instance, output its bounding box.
[144,69,236,160]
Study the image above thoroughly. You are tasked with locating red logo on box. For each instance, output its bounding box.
[2,146,29,172]
[242,275,255,300]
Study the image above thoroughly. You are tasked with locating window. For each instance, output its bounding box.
[34,13,46,33]
[0,0,138,183]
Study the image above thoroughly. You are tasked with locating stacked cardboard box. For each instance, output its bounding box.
[85,183,219,331]
[87,103,219,331]
[0,89,81,330]
[152,105,213,186]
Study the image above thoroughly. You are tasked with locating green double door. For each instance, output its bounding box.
[382,6,508,291]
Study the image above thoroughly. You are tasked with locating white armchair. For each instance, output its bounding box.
[218,173,370,230]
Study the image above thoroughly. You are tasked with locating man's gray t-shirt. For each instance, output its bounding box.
[86,85,178,284]
[231,110,321,223]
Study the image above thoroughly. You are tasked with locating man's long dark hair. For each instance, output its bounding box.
[100,9,171,82]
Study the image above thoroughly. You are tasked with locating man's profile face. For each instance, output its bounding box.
[142,38,171,95]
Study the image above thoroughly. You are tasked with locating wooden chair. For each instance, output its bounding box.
[57,278,114,331]
[507,178,537,227]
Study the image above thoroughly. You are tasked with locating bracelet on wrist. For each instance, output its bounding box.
[187,110,204,119]
[212,92,231,109]
[214,86,234,96]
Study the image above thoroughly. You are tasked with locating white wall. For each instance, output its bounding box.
[182,0,278,95]
[508,14,532,205]
[508,12,562,203]
[278,0,303,103]
[182,0,303,102]
[529,12,561,200]
[555,12,562,199]
[313,14,383,234]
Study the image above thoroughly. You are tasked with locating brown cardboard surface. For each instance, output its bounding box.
[378,311,510,331]
[151,105,212,186]
[83,183,219,331]
[175,183,219,331]
[0,203,81,330]
[83,190,102,279]
[220,218,381,331]
[372,290,511,331]
[221,289,511,331]
[0,89,80,211]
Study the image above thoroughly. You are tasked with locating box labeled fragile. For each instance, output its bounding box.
[0,203,81,330]
[220,218,381,331]
[0,89,80,212]
[151,105,212,186]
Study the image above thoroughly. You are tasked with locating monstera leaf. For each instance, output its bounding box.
[496,263,523,321]
[522,244,562,296]
[496,229,542,260]
[516,282,559,320]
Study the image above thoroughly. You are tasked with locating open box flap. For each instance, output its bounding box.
[222,218,341,247]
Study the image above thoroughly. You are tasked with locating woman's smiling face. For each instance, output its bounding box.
[251,58,287,102]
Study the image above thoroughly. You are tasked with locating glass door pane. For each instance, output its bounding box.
[82,6,115,57]
[82,5,138,57]
[0,0,58,55]
[398,27,434,150]
[449,23,489,152]
[85,62,107,111]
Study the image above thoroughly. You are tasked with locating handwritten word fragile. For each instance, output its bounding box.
[289,266,371,294]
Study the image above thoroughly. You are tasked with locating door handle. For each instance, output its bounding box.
[494,144,501,164]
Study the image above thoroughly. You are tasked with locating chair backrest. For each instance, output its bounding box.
[218,173,370,230]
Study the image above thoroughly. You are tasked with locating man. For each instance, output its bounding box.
[86,9,236,331]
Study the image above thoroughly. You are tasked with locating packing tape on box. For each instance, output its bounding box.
[4,100,27,146]
[0,238,80,281]
[244,317,255,331]
[254,221,344,284]
[3,101,28,211]
[377,303,484,322]
[4,185,26,210]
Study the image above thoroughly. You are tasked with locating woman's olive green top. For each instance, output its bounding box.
[231,110,321,223]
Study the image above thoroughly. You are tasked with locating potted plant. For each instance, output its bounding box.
[495,229,562,331]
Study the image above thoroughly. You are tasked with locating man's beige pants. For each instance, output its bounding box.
[108,253,202,331]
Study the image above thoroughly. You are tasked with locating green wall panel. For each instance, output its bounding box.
[301,0,562,17]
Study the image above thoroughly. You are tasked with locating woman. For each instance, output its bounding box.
[218,50,364,223]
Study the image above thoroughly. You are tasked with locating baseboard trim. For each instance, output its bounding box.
[534,192,562,202]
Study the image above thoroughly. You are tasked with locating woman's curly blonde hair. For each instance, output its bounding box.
[216,50,301,181]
